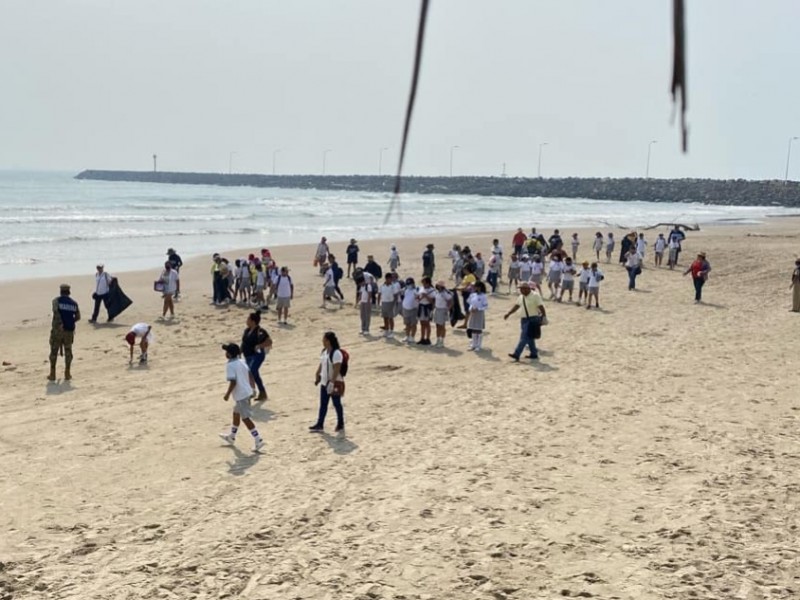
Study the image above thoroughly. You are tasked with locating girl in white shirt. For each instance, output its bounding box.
[401,278,420,343]
[519,255,533,283]
[577,261,591,306]
[570,233,580,261]
[547,254,564,299]
[356,279,373,335]
[388,245,400,272]
[416,277,436,345]
[593,232,604,260]
[507,254,521,293]
[654,234,667,267]
[466,281,489,351]
[587,263,604,309]
[559,257,577,303]
[432,281,453,347]
[530,255,545,292]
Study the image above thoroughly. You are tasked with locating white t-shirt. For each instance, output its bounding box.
[588,269,604,287]
[161,269,179,294]
[320,349,343,385]
[417,286,435,305]
[323,268,335,288]
[492,244,503,259]
[238,265,250,281]
[402,287,419,310]
[226,358,254,402]
[636,239,647,254]
[275,274,293,298]
[655,237,667,252]
[531,261,544,275]
[379,283,395,303]
[95,271,112,295]
[562,264,576,282]
[669,239,680,250]
[256,270,266,287]
[593,237,603,251]
[519,261,532,279]
[130,322,150,337]
[358,284,371,304]
[626,252,642,269]
[578,267,591,284]
[549,261,564,274]
[571,238,580,250]
[467,292,488,312]
[434,289,453,309]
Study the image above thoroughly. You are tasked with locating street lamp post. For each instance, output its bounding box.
[153,154,157,173]
[537,142,549,178]
[449,145,460,177]
[322,149,332,175]
[378,147,388,176]
[228,151,237,175]
[785,136,799,182]
[272,149,281,175]
[645,140,657,178]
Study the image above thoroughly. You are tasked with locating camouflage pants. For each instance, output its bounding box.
[49,329,74,363]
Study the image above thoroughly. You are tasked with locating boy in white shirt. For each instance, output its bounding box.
[636,233,647,258]
[321,264,340,309]
[519,255,533,283]
[432,280,453,347]
[654,233,667,267]
[219,343,265,452]
[577,261,591,306]
[378,274,397,338]
[274,267,294,325]
[559,257,577,303]
[586,262,604,310]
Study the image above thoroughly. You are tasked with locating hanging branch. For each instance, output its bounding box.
[671,0,688,152]
[383,0,430,225]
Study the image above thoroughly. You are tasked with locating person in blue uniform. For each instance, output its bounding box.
[49,283,81,381]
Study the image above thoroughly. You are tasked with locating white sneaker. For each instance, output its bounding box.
[254,439,265,452]
[218,433,235,445]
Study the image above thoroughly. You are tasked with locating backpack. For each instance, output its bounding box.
[339,349,349,377]
[332,263,344,282]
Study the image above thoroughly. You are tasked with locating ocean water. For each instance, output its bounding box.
[0,170,793,282]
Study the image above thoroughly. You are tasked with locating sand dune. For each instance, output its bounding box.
[1,222,799,599]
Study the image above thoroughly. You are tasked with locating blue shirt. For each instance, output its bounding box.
[54,296,80,331]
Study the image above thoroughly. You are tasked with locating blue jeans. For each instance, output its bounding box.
[316,384,344,429]
[486,271,498,293]
[627,266,639,290]
[693,277,705,301]
[246,352,266,394]
[512,317,539,358]
[91,293,109,321]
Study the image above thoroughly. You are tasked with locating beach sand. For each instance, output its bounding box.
[1,221,799,599]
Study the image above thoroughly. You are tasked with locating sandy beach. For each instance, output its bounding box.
[1,221,799,600]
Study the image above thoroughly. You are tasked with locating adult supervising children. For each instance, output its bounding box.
[346,238,359,277]
[242,310,272,402]
[89,263,115,323]
[310,332,346,433]
[48,284,81,381]
[159,261,179,319]
[684,252,711,303]
[504,281,546,361]
[219,343,265,452]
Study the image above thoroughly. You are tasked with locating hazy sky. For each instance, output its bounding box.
[1,1,798,180]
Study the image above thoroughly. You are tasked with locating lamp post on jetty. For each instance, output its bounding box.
[152,154,157,173]
[322,149,332,175]
[645,140,657,178]
[449,145,460,177]
[228,151,237,175]
[272,149,281,175]
[537,142,549,178]
[785,136,799,183]
[378,147,388,176]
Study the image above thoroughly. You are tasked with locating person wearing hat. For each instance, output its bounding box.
[346,238,360,278]
[166,248,183,299]
[684,252,711,303]
[125,323,153,364]
[422,244,435,279]
[219,343,265,452]
[504,281,547,361]
[89,263,115,323]
[791,259,800,313]
[48,284,81,381]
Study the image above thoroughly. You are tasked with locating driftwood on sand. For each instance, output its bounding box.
[599,221,700,232]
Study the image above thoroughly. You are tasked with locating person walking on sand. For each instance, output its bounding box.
[432,280,453,347]
[507,254,521,293]
[321,262,340,309]
[559,257,576,303]
[314,237,329,275]
[48,283,80,381]
[274,266,294,324]
[218,343,265,452]
[790,259,800,312]
[570,233,580,261]
[636,232,647,259]
[654,233,667,267]
[512,228,527,256]
[422,243,436,279]
[684,252,711,303]
[346,238,359,278]
[605,232,615,263]
[125,323,153,364]
[586,262,604,309]
[504,280,547,361]
[388,245,401,272]
[309,331,346,433]
[166,248,183,299]
[491,238,504,280]
[466,281,489,352]
[576,261,591,306]
[242,310,272,402]
[159,261,179,319]
[89,263,115,323]
[593,232,604,261]
[625,247,642,291]
[356,276,373,335]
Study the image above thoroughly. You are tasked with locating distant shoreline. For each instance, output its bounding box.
[75,170,800,207]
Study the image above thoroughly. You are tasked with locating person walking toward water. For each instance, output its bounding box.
[507,254,520,293]
[504,280,546,361]
[791,259,800,312]
[310,331,346,433]
[684,252,711,303]
[218,343,265,452]
[593,232,604,261]
[346,238,359,278]
[570,233,580,261]
[241,310,272,402]
[159,261,179,319]
[89,263,114,323]
[388,245,400,272]
[125,323,152,364]
[605,233,615,263]
[636,233,647,259]
[48,284,80,381]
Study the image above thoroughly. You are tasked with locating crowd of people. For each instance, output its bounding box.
[46,226,800,454]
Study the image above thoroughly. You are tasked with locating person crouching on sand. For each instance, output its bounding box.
[126,323,152,364]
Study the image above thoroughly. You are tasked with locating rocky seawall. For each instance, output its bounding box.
[75,170,800,207]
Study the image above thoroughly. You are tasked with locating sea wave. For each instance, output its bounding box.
[0,228,263,248]
[0,214,255,224]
